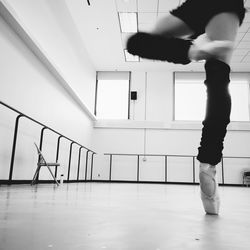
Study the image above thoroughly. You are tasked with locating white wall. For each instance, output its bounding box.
[92,71,250,185]
[3,0,96,111]
[0,7,95,181]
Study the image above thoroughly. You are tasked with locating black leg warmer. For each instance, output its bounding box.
[197,59,231,165]
[126,32,192,65]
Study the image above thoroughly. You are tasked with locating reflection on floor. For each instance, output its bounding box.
[0,183,250,250]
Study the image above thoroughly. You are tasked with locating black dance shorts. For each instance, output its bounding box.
[170,0,246,38]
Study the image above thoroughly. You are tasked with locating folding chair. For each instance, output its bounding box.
[31,143,60,186]
[243,170,250,187]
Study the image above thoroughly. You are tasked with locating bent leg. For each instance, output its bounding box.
[126,14,194,64]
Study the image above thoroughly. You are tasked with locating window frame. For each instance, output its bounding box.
[94,71,131,120]
[173,71,250,123]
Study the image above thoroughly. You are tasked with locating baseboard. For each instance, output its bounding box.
[0,179,247,187]
[0,179,87,185]
[81,180,247,187]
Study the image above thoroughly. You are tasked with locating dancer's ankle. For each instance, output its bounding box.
[200,162,216,169]
[188,44,208,61]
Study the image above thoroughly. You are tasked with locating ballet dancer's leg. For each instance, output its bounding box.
[197,12,240,215]
[126,14,194,64]
[126,9,236,64]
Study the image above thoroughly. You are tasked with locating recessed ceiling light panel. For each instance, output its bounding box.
[119,12,138,33]
[124,50,139,62]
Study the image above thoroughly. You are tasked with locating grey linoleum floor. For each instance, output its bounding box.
[0,183,250,250]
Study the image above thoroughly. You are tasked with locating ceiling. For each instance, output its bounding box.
[65,0,250,72]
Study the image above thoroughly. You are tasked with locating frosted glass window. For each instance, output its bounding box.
[175,81,206,121]
[96,80,129,119]
[229,82,249,121]
[175,80,250,122]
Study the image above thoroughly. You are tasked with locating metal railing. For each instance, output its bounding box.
[104,153,199,184]
[0,101,96,184]
[104,153,250,185]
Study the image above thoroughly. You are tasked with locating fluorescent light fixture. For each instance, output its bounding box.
[124,50,139,62]
[139,58,155,62]
[119,12,137,33]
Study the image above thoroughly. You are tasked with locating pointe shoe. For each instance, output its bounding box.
[199,163,220,215]
[190,34,234,61]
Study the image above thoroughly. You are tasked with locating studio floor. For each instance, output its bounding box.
[0,182,250,250]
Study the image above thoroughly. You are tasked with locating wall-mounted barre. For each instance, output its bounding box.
[104,153,198,184]
[104,153,250,185]
[0,100,96,184]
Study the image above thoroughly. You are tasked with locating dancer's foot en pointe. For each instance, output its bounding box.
[199,163,220,215]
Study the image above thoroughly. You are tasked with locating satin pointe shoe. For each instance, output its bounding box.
[199,163,220,215]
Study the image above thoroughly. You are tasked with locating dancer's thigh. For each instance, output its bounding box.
[205,12,239,63]
[206,13,239,42]
[156,0,245,40]
[152,14,194,38]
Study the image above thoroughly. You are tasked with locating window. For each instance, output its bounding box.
[95,72,130,119]
[174,72,250,122]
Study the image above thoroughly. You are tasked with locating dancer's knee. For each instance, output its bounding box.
[207,45,233,64]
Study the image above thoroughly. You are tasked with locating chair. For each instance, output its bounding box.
[243,170,250,187]
[31,143,60,186]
